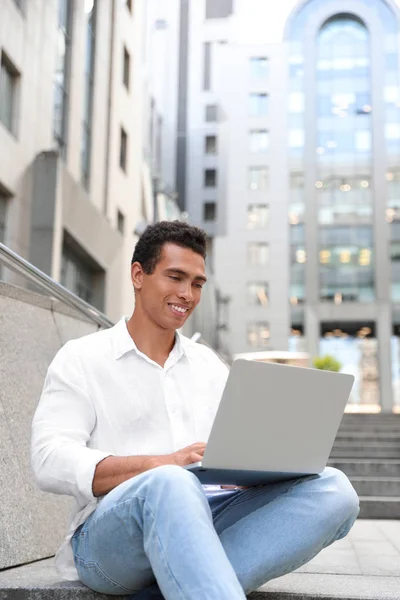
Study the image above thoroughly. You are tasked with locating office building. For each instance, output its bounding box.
[148,0,400,411]
[0,0,145,320]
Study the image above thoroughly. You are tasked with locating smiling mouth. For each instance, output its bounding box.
[168,303,190,317]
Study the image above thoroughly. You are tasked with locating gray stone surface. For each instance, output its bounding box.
[0,284,107,569]
[50,297,100,324]
[358,497,400,519]
[254,573,400,599]
[328,459,400,478]
[0,281,53,311]
[1,558,400,600]
[296,519,400,577]
[1,521,400,599]
[51,311,98,346]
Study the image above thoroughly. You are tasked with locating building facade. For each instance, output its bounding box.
[0,0,144,321]
[152,0,400,412]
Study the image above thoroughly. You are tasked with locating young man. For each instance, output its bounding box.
[31,221,359,600]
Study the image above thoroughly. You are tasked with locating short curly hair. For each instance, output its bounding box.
[131,220,207,274]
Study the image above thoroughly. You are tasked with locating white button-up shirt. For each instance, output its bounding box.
[31,317,229,580]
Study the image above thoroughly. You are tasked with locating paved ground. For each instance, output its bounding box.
[1,520,399,599]
[253,519,400,599]
[296,518,400,577]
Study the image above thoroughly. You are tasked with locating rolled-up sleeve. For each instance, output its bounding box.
[31,342,112,503]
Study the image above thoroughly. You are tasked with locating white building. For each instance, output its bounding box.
[0,0,145,321]
[146,0,400,412]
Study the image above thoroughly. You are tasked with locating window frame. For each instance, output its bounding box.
[53,0,73,158]
[203,201,217,222]
[205,134,217,154]
[120,126,128,172]
[204,168,217,188]
[0,51,20,136]
[123,45,130,90]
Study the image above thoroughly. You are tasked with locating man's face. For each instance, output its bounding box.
[132,243,207,330]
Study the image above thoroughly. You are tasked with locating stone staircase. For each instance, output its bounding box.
[328,414,400,519]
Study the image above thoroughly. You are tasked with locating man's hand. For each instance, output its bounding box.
[168,442,206,467]
[92,444,206,497]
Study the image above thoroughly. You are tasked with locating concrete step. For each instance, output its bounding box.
[335,431,400,441]
[328,458,400,477]
[350,476,400,496]
[330,448,400,459]
[1,558,400,600]
[338,424,400,432]
[333,438,400,446]
[340,415,400,419]
[339,416,400,426]
[358,496,400,519]
[339,415,400,422]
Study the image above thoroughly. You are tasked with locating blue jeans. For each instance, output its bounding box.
[71,465,359,599]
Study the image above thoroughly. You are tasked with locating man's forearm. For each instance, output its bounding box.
[92,454,169,497]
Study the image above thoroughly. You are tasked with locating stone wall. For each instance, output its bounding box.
[0,282,100,569]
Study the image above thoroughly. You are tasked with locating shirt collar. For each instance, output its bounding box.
[112,316,186,363]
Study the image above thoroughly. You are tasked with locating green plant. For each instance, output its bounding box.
[313,354,342,372]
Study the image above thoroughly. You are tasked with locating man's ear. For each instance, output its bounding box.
[131,262,144,291]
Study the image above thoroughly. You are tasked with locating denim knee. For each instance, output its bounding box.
[145,463,201,485]
[131,464,204,500]
[323,467,360,521]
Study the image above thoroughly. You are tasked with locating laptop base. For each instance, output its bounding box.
[184,463,319,486]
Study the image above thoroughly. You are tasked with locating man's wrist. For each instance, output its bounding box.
[144,454,173,471]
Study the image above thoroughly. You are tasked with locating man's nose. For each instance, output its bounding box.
[178,282,193,302]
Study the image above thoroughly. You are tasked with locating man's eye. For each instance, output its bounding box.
[169,276,180,281]
[194,283,203,289]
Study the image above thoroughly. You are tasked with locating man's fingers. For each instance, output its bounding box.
[189,452,204,463]
[192,442,206,448]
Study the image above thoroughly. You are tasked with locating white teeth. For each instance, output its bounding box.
[171,304,187,313]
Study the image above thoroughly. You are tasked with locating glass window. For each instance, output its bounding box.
[289,280,305,305]
[204,169,217,187]
[203,202,216,221]
[250,57,269,79]
[203,42,211,90]
[205,104,217,121]
[247,204,268,228]
[81,1,97,189]
[247,282,269,306]
[315,16,374,303]
[384,86,399,103]
[123,46,130,89]
[386,123,400,140]
[0,192,7,246]
[59,0,70,30]
[205,135,217,154]
[247,322,270,348]
[0,53,19,134]
[117,210,125,234]
[54,0,72,157]
[289,92,305,113]
[120,127,128,171]
[320,329,379,405]
[249,129,269,153]
[248,167,268,191]
[249,93,269,117]
[248,242,269,266]
[61,241,104,309]
[387,169,400,212]
[355,130,371,151]
[289,130,304,148]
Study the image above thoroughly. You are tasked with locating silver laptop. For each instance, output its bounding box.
[185,359,354,486]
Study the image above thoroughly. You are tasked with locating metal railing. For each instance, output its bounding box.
[0,242,114,329]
